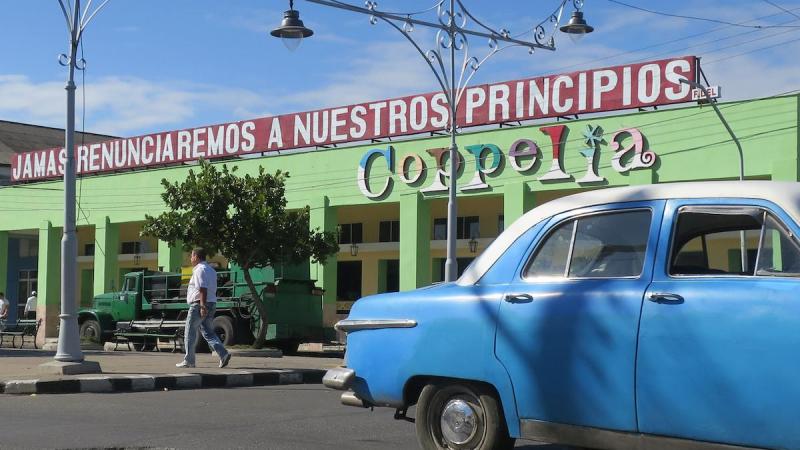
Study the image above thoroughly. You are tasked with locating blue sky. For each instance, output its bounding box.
[1,0,799,137]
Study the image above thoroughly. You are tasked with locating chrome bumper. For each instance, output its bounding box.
[340,390,367,407]
[323,367,355,390]
[323,367,369,408]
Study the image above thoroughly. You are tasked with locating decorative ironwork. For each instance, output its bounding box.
[284,0,593,282]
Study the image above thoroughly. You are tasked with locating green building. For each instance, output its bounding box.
[1,85,798,346]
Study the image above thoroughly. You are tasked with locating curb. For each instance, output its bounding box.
[0,369,325,395]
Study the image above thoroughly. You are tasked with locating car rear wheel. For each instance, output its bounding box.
[416,382,515,450]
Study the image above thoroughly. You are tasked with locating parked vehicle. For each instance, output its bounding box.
[325,181,800,450]
[78,266,326,351]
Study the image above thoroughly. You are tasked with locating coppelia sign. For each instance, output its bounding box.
[357,124,656,198]
[11,56,698,183]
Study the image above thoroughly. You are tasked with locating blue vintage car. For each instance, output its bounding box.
[324,181,800,450]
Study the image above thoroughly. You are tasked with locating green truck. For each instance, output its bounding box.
[77,265,327,352]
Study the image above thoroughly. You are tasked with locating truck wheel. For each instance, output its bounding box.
[213,316,235,346]
[416,382,515,450]
[79,320,103,344]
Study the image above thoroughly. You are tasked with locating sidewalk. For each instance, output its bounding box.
[0,347,344,395]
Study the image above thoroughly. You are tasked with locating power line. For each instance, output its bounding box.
[606,0,800,29]
[763,0,800,20]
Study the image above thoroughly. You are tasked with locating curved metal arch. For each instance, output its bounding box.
[374,14,454,108]
[453,41,527,108]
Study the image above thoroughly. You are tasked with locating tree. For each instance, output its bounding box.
[141,160,339,348]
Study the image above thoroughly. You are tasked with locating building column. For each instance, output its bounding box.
[0,231,8,295]
[400,192,431,290]
[503,182,535,230]
[158,239,184,273]
[310,196,338,327]
[93,217,119,296]
[37,221,62,344]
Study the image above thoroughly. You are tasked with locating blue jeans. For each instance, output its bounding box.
[183,303,228,365]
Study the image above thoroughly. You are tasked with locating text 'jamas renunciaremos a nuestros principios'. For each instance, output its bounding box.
[11,56,697,182]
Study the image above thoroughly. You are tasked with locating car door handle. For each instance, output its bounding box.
[504,293,534,303]
[647,292,684,304]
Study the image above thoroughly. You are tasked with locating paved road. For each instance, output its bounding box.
[0,384,572,449]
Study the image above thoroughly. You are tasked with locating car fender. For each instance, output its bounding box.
[344,284,522,437]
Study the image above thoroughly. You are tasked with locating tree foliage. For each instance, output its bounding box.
[141,160,339,347]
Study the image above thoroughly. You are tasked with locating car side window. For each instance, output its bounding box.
[755,214,800,276]
[670,206,800,277]
[525,220,574,277]
[524,209,651,279]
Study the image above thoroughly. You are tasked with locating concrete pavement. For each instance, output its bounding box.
[0,346,344,395]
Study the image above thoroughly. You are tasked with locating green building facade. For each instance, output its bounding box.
[1,94,798,344]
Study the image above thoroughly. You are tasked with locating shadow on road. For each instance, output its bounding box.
[0,349,55,358]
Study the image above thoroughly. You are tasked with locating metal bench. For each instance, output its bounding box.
[0,318,42,349]
[112,318,185,352]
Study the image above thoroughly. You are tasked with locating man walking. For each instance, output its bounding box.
[176,247,231,369]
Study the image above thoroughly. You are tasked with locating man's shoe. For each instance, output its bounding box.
[219,353,231,368]
[176,361,195,368]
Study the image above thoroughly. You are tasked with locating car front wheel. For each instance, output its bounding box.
[416,382,515,450]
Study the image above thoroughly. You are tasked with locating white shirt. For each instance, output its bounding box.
[186,261,217,304]
[0,297,8,317]
[25,296,37,313]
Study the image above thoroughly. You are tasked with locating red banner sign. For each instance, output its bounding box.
[11,56,697,182]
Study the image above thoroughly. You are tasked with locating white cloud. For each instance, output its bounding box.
[280,39,438,109]
[0,75,273,136]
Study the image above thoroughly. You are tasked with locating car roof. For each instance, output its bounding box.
[457,180,800,286]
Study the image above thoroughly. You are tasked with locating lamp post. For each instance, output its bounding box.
[42,0,109,373]
[272,0,593,282]
[679,77,748,273]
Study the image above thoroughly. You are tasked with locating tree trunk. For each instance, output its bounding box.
[242,264,269,349]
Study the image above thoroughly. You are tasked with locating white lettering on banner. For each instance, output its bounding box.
[389,100,407,135]
[10,56,698,182]
[593,70,617,109]
[430,93,448,128]
[241,122,256,151]
[552,76,573,113]
[489,84,510,122]
[267,118,282,149]
[369,102,387,136]
[350,106,368,138]
[331,108,348,142]
[466,87,486,124]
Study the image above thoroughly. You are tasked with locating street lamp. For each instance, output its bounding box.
[468,237,478,253]
[272,0,593,282]
[41,0,110,374]
[271,0,314,51]
[350,243,359,257]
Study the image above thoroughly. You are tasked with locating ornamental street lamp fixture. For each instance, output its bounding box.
[468,237,478,253]
[350,243,359,257]
[271,0,314,51]
[41,0,110,374]
[560,10,594,43]
[272,0,593,282]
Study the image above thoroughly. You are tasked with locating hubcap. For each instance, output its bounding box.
[440,398,477,445]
